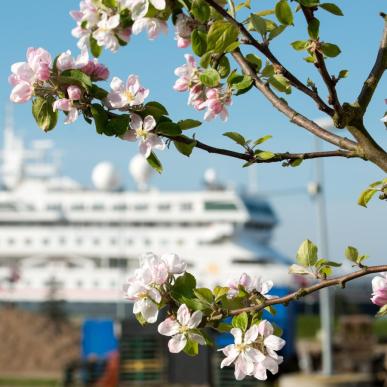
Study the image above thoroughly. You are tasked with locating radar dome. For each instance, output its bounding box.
[92,162,121,191]
[204,168,217,185]
[129,154,153,191]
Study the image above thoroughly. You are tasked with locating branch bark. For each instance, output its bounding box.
[203,0,335,116]
[168,135,359,164]
[230,265,387,315]
[232,50,357,151]
[357,14,387,116]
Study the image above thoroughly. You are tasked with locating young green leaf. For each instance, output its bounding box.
[290,158,303,167]
[90,36,102,58]
[252,135,272,147]
[232,312,248,331]
[245,54,262,72]
[223,131,246,146]
[106,114,129,136]
[191,29,207,57]
[191,0,211,23]
[256,151,275,160]
[250,14,267,35]
[199,68,221,87]
[296,239,318,266]
[147,151,163,173]
[156,122,182,136]
[194,288,214,304]
[269,25,286,40]
[90,104,108,134]
[32,96,58,132]
[344,246,358,263]
[275,0,294,26]
[291,40,309,51]
[319,3,343,16]
[289,264,314,276]
[207,20,239,54]
[183,339,199,356]
[358,188,377,207]
[177,119,202,130]
[308,18,320,40]
[174,136,197,157]
[320,43,341,57]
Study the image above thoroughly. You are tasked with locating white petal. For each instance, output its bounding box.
[188,333,205,345]
[64,108,79,124]
[158,318,180,336]
[110,76,124,92]
[130,113,143,131]
[264,335,286,351]
[147,134,165,151]
[143,115,156,131]
[107,14,120,29]
[176,304,190,326]
[220,346,239,368]
[262,356,280,375]
[187,310,203,329]
[245,347,265,363]
[253,362,268,380]
[258,320,273,337]
[234,357,247,381]
[150,0,165,10]
[230,328,242,345]
[121,130,137,142]
[107,91,125,108]
[244,324,258,344]
[168,334,186,353]
[141,298,159,323]
[139,141,152,158]
[261,280,273,295]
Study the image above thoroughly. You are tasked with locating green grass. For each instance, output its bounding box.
[297,314,387,340]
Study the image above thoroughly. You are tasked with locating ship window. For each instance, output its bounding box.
[113,204,128,211]
[134,204,148,211]
[7,238,15,245]
[110,281,116,288]
[232,258,271,265]
[177,239,184,246]
[71,204,85,211]
[93,238,100,245]
[181,203,192,211]
[47,204,61,211]
[110,238,117,245]
[144,239,151,246]
[92,203,104,211]
[158,203,170,211]
[77,280,83,288]
[93,281,99,288]
[0,203,16,211]
[109,258,127,268]
[204,201,237,211]
[42,238,49,245]
[75,238,83,245]
[24,238,31,245]
[126,239,133,245]
[160,239,168,246]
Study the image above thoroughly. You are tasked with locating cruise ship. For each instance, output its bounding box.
[0,114,293,310]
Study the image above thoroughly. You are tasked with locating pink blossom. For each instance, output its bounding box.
[93,13,121,52]
[173,54,197,92]
[107,75,149,108]
[9,81,34,104]
[53,98,79,124]
[56,49,89,72]
[121,114,164,158]
[158,304,205,353]
[122,0,166,20]
[227,273,273,299]
[26,47,51,81]
[371,272,387,306]
[67,85,82,100]
[81,60,110,81]
[199,88,231,122]
[177,37,191,48]
[132,18,168,40]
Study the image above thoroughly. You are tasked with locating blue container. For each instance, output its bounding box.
[81,319,118,359]
[215,286,296,357]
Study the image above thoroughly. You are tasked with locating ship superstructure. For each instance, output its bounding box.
[0,116,293,305]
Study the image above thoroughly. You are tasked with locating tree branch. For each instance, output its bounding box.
[203,0,335,116]
[230,265,387,315]
[168,135,359,163]
[301,6,343,115]
[231,50,357,151]
[357,14,387,116]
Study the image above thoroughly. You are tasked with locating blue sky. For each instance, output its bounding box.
[0,1,386,264]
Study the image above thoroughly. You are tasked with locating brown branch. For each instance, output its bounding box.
[167,134,359,163]
[203,0,335,116]
[231,50,357,151]
[230,265,387,315]
[301,6,343,115]
[357,14,387,116]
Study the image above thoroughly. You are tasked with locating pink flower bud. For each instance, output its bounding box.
[35,63,51,81]
[93,63,109,81]
[53,98,72,112]
[177,37,190,48]
[67,85,82,100]
[10,81,33,104]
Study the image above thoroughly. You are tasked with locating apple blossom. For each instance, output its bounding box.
[219,325,264,380]
[9,81,34,104]
[199,88,231,122]
[53,98,79,125]
[81,59,110,81]
[56,49,89,72]
[122,0,166,20]
[107,75,149,108]
[67,85,82,100]
[132,17,168,40]
[121,114,165,158]
[161,253,187,275]
[158,304,205,353]
[93,14,121,52]
[227,272,274,299]
[371,272,387,307]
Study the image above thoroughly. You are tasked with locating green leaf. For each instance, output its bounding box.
[358,188,377,207]
[215,322,232,333]
[147,151,163,173]
[217,56,231,78]
[90,84,109,100]
[252,135,272,147]
[232,312,248,331]
[156,122,181,136]
[320,43,341,57]
[338,69,349,79]
[291,40,309,51]
[200,52,212,68]
[174,136,197,157]
[191,29,207,57]
[194,288,214,304]
[199,68,220,87]
[319,3,343,16]
[102,0,117,7]
[275,0,293,26]
[90,36,102,58]
[223,131,246,146]
[296,239,318,266]
[230,74,253,92]
[344,246,359,263]
[269,25,286,40]
[325,261,342,267]
[298,0,320,6]
[357,255,368,265]
[32,96,58,132]
[183,338,199,356]
[191,0,210,23]
[60,69,92,90]
[172,272,196,299]
[213,286,229,301]
[256,151,275,160]
[250,14,267,35]
[90,104,108,134]
[177,119,202,130]
[207,20,239,54]
[290,158,303,167]
[289,264,314,276]
[270,74,291,94]
[261,63,274,77]
[308,18,320,40]
[135,312,147,326]
[144,101,168,115]
[106,114,130,136]
[181,296,209,311]
[376,304,387,318]
[245,54,262,72]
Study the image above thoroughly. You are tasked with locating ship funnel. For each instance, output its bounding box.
[129,154,153,191]
[92,162,121,191]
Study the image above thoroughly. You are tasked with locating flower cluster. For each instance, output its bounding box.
[174,55,232,122]
[371,272,387,307]
[124,253,187,323]
[227,272,274,299]
[219,320,285,381]
[70,0,168,53]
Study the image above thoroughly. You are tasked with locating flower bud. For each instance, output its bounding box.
[67,85,82,100]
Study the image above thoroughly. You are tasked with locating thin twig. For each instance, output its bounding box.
[203,0,334,116]
[230,265,387,315]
